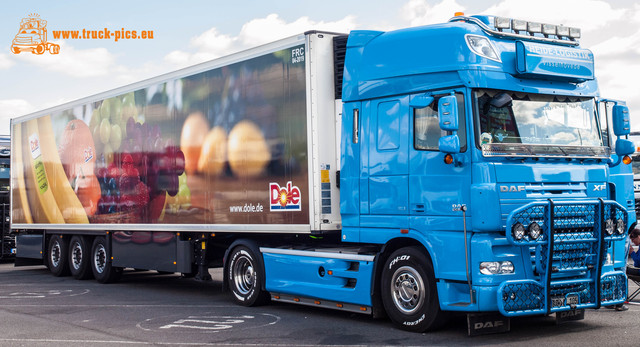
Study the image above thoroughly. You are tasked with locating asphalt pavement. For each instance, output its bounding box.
[0,261,638,346]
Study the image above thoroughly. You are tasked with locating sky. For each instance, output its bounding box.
[2,0,640,135]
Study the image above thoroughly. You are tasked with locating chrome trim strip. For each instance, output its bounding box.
[260,247,375,262]
[11,223,312,233]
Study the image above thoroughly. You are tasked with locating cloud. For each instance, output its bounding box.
[12,40,117,78]
[482,0,624,31]
[0,54,14,69]
[165,14,357,68]
[0,99,35,134]
[401,0,466,27]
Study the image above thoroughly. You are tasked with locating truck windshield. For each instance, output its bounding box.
[475,89,609,158]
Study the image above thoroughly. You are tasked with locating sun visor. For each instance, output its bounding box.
[515,41,594,82]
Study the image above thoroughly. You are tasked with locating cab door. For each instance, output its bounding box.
[409,91,471,219]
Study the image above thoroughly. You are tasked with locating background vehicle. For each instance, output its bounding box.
[0,136,13,259]
[11,14,634,335]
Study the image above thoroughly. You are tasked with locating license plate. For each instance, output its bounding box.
[566,294,579,305]
[552,297,565,307]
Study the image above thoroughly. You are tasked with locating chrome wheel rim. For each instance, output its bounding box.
[50,241,61,268]
[71,241,83,270]
[93,244,106,274]
[232,254,255,295]
[391,266,425,314]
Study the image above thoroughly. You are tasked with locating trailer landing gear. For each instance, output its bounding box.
[194,237,211,281]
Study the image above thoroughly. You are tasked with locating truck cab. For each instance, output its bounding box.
[340,14,633,330]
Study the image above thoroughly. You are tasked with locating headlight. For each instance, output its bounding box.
[528,222,542,240]
[512,222,526,241]
[465,34,501,62]
[605,219,615,235]
[480,261,515,275]
[616,219,625,235]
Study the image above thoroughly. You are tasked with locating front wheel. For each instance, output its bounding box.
[227,245,269,306]
[91,236,122,283]
[381,247,447,332]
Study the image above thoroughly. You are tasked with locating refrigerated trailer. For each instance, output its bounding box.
[12,14,636,334]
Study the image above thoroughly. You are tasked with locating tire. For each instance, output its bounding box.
[48,235,70,277]
[91,236,122,283]
[68,236,93,280]
[381,247,447,332]
[35,44,45,55]
[49,44,60,54]
[227,245,269,306]
[11,46,20,54]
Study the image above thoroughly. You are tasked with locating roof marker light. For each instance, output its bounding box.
[495,17,511,29]
[527,22,542,33]
[556,26,570,37]
[512,20,527,31]
[569,27,581,39]
[542,24,557,36]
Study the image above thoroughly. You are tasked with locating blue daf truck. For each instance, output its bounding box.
[11,14,635,335]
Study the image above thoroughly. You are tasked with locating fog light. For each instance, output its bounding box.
[616,219,625,235]
[512,222,526,241]
[605,219,615,235]
[528,222,542,240]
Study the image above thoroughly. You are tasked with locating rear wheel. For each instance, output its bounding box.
[69,236,93,280]
[227,245,269,306]
[48,235,70,277]
[381,247,447,332]
[91,236,122,283]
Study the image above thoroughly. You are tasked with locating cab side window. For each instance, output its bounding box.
[414,93,466,151]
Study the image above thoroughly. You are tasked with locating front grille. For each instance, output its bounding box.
[498,199,628,316]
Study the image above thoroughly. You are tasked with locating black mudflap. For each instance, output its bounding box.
[467,313,510,336]
[555,309,585,325]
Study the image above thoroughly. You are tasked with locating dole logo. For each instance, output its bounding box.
[270,181,301,211]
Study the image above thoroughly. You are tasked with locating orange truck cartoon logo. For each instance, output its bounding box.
[11,13,60,55]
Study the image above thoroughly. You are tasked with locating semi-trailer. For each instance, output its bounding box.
[12,14,635,334]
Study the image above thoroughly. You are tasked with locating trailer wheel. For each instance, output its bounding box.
[91,236,122,283]
[48,235,70,277]
[69,236,93,280]
[381,247,446,332]
[227,246,269,306]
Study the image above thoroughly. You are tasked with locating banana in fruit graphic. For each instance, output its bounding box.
[11,123,33,224]
[37,116,89,223]
[22,119,65,224]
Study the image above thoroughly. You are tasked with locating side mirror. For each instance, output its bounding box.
[438,95,458,131]
[615,138,635,156]
[612,105,630,136]
[438,95,460,153]
[410,94,434,109]
[439,135,460,154]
